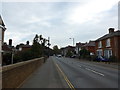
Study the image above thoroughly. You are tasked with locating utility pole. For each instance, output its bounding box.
[69,38,75,46]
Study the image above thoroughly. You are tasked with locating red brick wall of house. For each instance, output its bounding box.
[22,47,31,51]
[113,36,120,61]
[95,36,120,61]
[86,46,95,54]
[95,41,98,55]
[95,41,104,56]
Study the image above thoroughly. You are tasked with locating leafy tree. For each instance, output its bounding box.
[79,48,90,59]
[53,45,61,55]
[2,53,12,65]
[66,49,73,57]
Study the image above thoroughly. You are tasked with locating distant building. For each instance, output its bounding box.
[83,41,95,55]
[61,46,75,57]
[2,39,14,54]
[17,42,31,52]
[2,43,12,54]
[19,45,31,51]
[75,42,86,55]
[95,28,120,61]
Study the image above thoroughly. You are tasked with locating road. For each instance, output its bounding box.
[20,56,119,89]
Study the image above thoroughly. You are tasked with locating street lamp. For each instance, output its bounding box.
[69,38,75,46]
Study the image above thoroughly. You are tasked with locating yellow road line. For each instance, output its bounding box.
[55,63,76,90]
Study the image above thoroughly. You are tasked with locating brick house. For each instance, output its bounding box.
[95,28,120,61]
[83,41,95,55]
[19,45,31,51]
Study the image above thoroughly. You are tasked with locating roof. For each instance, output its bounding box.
[2,45,12,52]
[19,45,31,48]
[96,30,120,41]
[61,45,75,50]
[84,41,95,47]
[76,42,86,47]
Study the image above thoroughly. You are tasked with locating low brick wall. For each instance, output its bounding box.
[2,57,45,88]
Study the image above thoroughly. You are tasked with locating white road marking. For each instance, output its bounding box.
[77,65,81,67]
[85,68,105,76]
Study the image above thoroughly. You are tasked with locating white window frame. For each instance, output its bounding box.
[98,41,102,48]
[106,38,111,47]
[104,49,112,58]
[97,49,103,56]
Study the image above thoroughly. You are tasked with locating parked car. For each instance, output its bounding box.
[96,56,109,62]
[57,54,62,57]
[71,55,77,58]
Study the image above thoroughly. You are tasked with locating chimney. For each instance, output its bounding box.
[109,28,114,33]
[26,41,29,45]
[9,39,12,46]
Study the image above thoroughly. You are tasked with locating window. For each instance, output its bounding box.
[98,41,102,48]
[104,49,112,58]
[97,49,102,56]
[106,38,111,47]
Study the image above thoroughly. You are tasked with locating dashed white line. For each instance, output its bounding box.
[77,65,81,67]
[85,68,105,76]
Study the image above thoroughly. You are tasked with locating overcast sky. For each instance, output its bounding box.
[1,0,119,48]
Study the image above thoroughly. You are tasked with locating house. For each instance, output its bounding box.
[95,28,120,61]
[75,42,86,55]
[0,15,6,43]
[83,41,95,55]
[2,39,15,54]
[19,45,31,51]
[0,15,6,65]
[17,42,31,51]
[61,45,75,57]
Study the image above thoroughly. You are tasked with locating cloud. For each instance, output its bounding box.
[1,1,119,48]
[64,0,118,25]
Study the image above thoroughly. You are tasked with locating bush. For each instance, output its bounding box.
[2,53,12,65]
[91,55,98,61]
[109,56,117,62]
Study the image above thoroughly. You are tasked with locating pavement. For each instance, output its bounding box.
[20,56,119,89]
[20,57,68,88]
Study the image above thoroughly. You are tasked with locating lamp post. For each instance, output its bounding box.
[69,38,75,46]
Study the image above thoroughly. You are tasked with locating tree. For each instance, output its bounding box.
[66,49,73,57]
[79,48,90,59]
[53,45,60,55]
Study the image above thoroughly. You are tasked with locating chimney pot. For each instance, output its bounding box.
[9,39,12,46]
[109,28,114,33]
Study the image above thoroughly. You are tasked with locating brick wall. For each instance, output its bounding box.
[95,36,120,61]
[2,57,45,88]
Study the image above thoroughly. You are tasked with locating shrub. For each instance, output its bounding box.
[109,56,117,62]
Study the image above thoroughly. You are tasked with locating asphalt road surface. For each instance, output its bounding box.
[20,56,119,89]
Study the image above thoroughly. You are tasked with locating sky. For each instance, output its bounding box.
[0,0,119,48]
